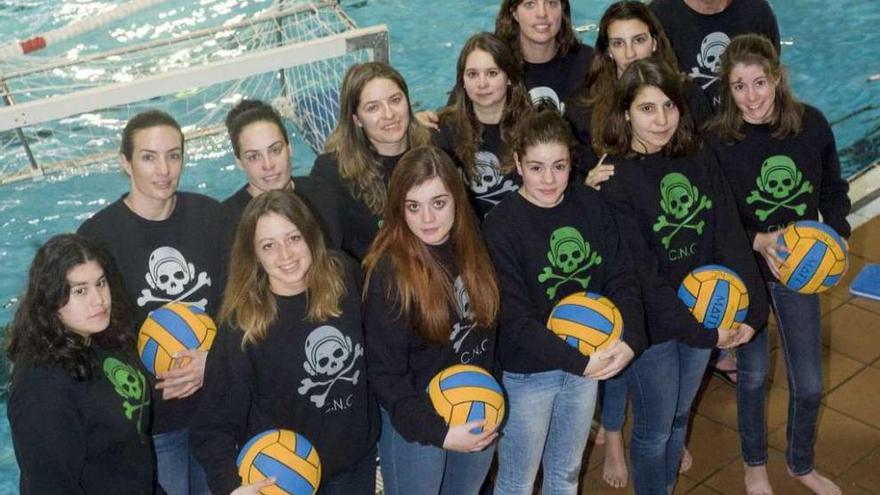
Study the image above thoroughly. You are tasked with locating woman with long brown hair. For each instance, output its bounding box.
[434,32,532,219]
[362,146,500,494]
[191,190,378,495]
[311,61,432,261]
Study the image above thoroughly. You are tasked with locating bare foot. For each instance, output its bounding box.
[679,447,693,473]
[744,464,773,495]
[595,425,606,445]
[602,430,628,489]
[791,469,841,495]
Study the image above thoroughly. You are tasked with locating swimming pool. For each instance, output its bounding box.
[0,0,878,488]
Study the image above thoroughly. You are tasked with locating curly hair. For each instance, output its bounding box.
[5,234,135,381]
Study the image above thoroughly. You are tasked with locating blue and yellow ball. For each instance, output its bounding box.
[678,265,749,329]
[137,302,217,376]
[237,429,321,495]
[777,220,848,294]
[428,365,505,434]
[546,292,624,355]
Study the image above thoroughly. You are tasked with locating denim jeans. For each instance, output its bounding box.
[736,282,822,475]
[627,339,711,495]
[320,447,377,495]
[378,409,494,495]
[495,369,598,495]
[600,373,628,432]
[154,429,210,495]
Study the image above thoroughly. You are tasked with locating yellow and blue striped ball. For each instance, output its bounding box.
[546,292,624,355]
[137,302,217,376]
[428,364,505,434]
[777,220,848,294]
[237,429,321,495]
[678,265,749,329]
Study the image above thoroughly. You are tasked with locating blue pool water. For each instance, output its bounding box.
[0,0,878,489]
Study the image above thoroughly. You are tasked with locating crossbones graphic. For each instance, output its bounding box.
[450,277,476,352]
[653,172,713,248]
[746,155,813,221]
[137,246,211,308]
[538,226,602,299]
[689,31,730,89]
[103,357,150,432]
[298,326,363,408]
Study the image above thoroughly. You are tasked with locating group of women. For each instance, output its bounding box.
[5,1,850,495]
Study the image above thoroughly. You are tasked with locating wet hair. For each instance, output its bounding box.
[708,33,803,143]
[324,61,432,216]
[601,57,699,158]
[438,32,532,183]
[363,146,499,343]
[224,99,290,158]
[5,234,135,381]
[572,1,678,153]
[495,0,579,63]
[510,102,577,169]
[119,110,184,161]
[220,190,346,347]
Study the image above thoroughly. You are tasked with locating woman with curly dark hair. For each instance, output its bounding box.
[5,233,159,494]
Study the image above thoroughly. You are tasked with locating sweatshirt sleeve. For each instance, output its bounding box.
[189,327,253,495]
[595,198,648,356]
[601,175,719,348]
[706,157,770,331]
[363,263,449,448]
[8,370,88,495]
[483,218,592,375]
[814,111,852,238]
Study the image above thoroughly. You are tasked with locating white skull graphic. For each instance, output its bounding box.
[529,86,564,112]
[304,325,351,376]
[697,32,730,73]
[454,276,473,319]
[146,246,195,296]
[471,152,502,194]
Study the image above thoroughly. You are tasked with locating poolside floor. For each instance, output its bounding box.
[580,215,880,494]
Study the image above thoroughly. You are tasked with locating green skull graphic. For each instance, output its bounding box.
[653,172,712,249]
[103,357,150,430]
[538,226,602,299]
[746,155,813,221]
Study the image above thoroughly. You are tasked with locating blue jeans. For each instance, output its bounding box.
[627,340,711,495]
[154,429,210,495]
[737,282,822,475]
[600,373,628,431]
[379,409,494,495]
[495,370,598,495]
[320,447,377,495]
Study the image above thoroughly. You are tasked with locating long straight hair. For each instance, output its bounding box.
[708,34,803,143]
[363,147,499,343]
[572,1,678,152]
[439,33,531,182]
[6,234,135,381]
[495,0,579,64]
[324,62,431,217]
[220,190,346,347]
[601,57,699,158]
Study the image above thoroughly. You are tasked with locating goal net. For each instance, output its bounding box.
[0,0,388,184]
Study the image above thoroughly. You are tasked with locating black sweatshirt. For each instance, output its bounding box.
[601,147,768,347]
[8,345,160,495]
[190,255,378,495]
[78,192,225,433]
[483,185,646,375]
[650,0,780,107]
[525,42,593,113]
[565,79,712,174]
[364,241,498,448]
[707,104,851,282]
[433,121,521,219]
[218,176,342,257]
[310,151,404,261]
